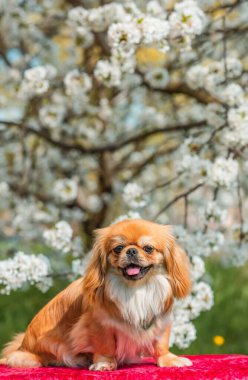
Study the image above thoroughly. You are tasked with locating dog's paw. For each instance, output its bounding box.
[157,353,192,368]
[89,361,117,371]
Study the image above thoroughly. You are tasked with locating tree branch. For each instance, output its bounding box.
[164,83,219,105]
[146,174,182,194]
[154,182,204,220]
[8,182,87,213]
[237,176,244,246]
[0,119,207,154]
[183,195,188,228]
[142,76,219,105]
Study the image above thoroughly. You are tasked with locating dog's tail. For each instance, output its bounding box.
[0,333,25,364]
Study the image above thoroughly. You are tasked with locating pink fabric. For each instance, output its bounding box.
[0,355,248,380]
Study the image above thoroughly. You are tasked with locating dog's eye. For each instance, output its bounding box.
[143,245,154,254]
[113,245,124,254]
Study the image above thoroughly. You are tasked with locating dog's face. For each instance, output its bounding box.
[106,220,172,282]
[83,219,191,302]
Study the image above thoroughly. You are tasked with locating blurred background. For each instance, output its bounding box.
[0,0,248,355]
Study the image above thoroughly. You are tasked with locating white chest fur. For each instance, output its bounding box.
[105,272,171,327]
[103,272,172,363]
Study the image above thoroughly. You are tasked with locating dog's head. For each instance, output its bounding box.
[83,219,191,303]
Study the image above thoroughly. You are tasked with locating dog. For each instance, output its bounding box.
[0,219,192,370]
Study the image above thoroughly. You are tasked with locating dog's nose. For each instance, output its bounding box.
[126,248,138,257]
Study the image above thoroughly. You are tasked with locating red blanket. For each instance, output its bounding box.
[0,355,248,379]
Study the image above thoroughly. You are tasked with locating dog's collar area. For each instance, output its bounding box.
[125,314,157,330]
[142,316,156,330]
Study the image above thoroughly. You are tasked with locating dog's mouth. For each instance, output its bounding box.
[121,264,153,281]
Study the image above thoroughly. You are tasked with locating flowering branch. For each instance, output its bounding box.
[163,83,219,105]
[154,183,204,220]
[0,119,207,154]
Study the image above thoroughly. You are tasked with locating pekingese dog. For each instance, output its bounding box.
[1,219,192,370]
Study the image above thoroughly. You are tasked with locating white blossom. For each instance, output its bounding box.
[74,27,94,48]
[123,182,148,209]
[169,0,206,48]
[54,179,78,203]
[24,66,47,82]
[205,62,225,91]
[203,201,227,224]
[170,321,196,349]
[39,104,65,129]
[68,6,88,28]
[87,194,103,213]
[191,256,205,280]
[64,70,92,96]
[108,22,141,49]
[43,221,73,253]
[224,126,248,148]
[146,1,166,19]
[206,103,225,128]
[228,102,248,129]
[192,281,214,312]
[68,4,126,33]
[174,226,224,257]
[186,64,209,89]
[176,152,210,179]
[145,67,170,89]
[139,16,169,49]
[187,58,242,94]
[225,57,243,78]
[221,83,244,106]
[20,65,57,97]
[0,252,52,295]
[0,182,10,197]
[208,157,238,188]
[72,253,92,277]
[222,242,248,267]
[171,280,213,346]
[178,282,213,320]
[68,8,94,48]
[221,220,248,267]
[102,3,126,24]
[12,201,58,238]
[72,259,85,276]
[44,65,58,80]
[71,236,84,258]
[170,273,213,349]
[88,7,110,32]
[112,211,142,224]
[122,2,141,18]
[111,48,136,73]
[94,60,122,87]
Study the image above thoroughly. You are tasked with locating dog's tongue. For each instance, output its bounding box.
[126,266,140,276]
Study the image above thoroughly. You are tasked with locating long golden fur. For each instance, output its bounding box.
[1,219,192,370]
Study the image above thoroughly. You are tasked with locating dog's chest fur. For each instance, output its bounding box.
[103,272,172,363]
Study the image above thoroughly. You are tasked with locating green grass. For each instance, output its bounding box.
[176,260,248,355]
[0,279,68,350]
[0,257,248,355]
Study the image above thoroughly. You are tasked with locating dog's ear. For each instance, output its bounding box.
[164,234,192,299]
[82,227,109,304]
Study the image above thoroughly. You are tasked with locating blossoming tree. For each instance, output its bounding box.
[0,0,247,349]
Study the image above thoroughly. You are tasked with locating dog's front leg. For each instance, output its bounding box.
[154,322,192,367]
[89,330,117,371]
